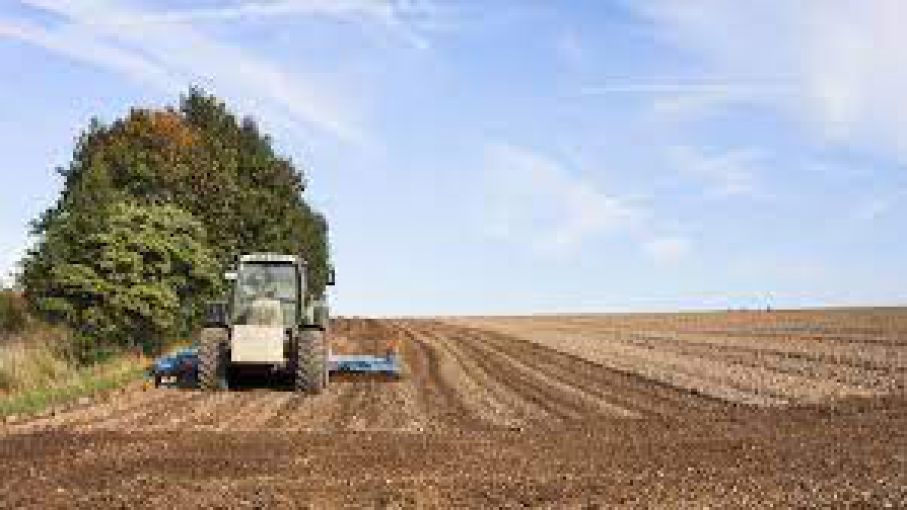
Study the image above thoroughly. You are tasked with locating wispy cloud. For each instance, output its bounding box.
[668,145,761,198]
[99,0,436,50]
[629,1,907,161]
[482,143,642,255]
[0,17,179,93]
[106,0,399,23]
[482,143,693,265]
[580,79,791,95]
[582,79,795,120]
[2,0,435,144]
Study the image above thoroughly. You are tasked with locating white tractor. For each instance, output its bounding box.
[198,253,333,393]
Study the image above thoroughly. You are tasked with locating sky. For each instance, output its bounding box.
[0,0,905,315]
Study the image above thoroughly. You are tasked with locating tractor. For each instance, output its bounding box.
[198,253,334,393]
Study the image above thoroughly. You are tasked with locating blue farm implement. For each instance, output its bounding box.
[329,353,401,377]
[149,346,199,388]
[150,348,400,388]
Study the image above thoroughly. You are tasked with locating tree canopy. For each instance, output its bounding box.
[32,202,219,358]
[21,89,330,353]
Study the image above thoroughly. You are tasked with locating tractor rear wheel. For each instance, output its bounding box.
[295,328,327,394]
[199,328,228,391]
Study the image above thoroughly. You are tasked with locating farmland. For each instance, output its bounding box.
[1,310,905,508]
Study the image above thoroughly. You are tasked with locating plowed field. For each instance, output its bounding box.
[1,311,905,508]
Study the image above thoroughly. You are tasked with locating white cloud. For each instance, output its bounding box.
[652,82,792,121]
[581,79,794,121]
[642,236,691,265]
[482,144,698,264]
[581,80,786,95]
[0,18,179,93]
[668,145,760,198]
[111,0,398,24]
[630,1,907,161]
[483,143,642,255]
[102,0,435,50]
[2,0,433,144]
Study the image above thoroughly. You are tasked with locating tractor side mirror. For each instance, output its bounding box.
[327,267,336,286]
[204,301,229,328]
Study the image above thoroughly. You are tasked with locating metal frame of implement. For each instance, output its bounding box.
[150,348,400,387]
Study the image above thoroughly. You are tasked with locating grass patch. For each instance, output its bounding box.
[0,327,149,419]
[0,357,147,418]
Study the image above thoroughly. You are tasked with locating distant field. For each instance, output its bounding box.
[446,308,907,406]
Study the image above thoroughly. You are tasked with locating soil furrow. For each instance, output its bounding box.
[435,325,593,421]
[443,324,639,419]
[396,322,540,428]
[446,324,728,418]
[406,322,561,423]
[397,323,487,429]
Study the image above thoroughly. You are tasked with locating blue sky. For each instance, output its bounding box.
[1,1,905,315]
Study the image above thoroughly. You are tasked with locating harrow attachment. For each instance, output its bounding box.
[328,352,401,377]
[149,346,199,388]
[149,345,401,388]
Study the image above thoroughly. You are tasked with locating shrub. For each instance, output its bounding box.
[0,291,29,335]
[0,326,71,392]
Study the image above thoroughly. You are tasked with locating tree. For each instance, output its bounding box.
[21,158,119,325]
[34,89,329,291]
[21,89,330,354]
[27,202,219,357]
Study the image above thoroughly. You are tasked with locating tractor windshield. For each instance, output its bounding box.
[232,262,298,327]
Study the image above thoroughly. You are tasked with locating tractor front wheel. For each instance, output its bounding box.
[296,328,327,394]
[199,328,229,391]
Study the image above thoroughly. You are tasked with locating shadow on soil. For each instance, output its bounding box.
[161,370,400,392]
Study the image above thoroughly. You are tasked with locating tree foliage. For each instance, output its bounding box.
[21,89,330,353]
[26,202,219,357]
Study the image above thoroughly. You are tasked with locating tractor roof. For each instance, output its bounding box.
[239,253,302,264]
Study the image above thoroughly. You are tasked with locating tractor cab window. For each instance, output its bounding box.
[232,263,298,327]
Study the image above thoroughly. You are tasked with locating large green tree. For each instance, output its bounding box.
[22,89,330,352]
[27,202,219,357]
[32,89,330,290]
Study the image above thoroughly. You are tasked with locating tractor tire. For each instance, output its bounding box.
[199,327,229,391]
[296,328,328,394]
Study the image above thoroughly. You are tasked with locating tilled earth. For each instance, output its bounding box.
[1,313,905,508]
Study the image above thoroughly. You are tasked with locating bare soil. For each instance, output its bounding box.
[0,312,905,508]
